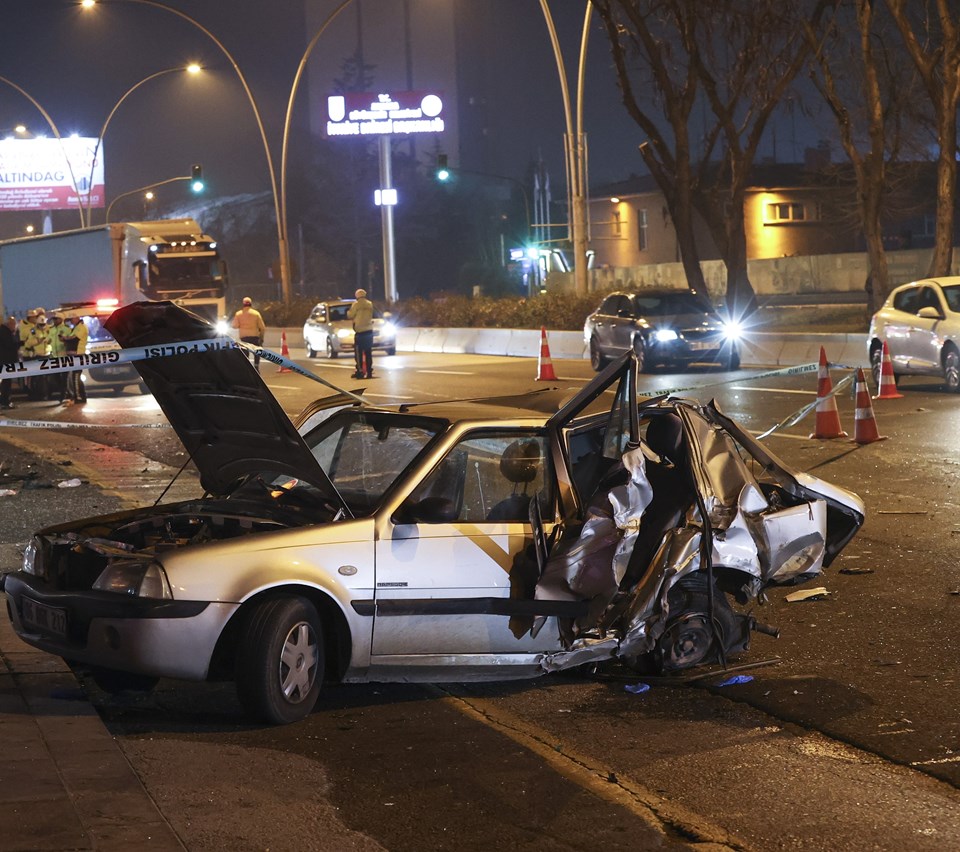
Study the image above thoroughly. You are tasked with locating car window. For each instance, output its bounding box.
[920,287,943,312]
[633,292,713,315]
[943,285,960,313]
[407,432,552,523]
[303,410,446,514]
[614,295,634,317]
[599,296,620,315]
[892,288,920,314]
[310,307,325,321]
[328,305,350,322]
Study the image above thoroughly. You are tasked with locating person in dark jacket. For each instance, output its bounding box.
[0,315,20,408]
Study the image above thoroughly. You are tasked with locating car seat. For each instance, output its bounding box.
[619,413,696,590]
[487,439,541,521]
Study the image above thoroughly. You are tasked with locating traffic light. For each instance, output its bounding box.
[191,163,204,193]
[436,154,450,182]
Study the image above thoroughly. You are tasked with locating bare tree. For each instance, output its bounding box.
[591,0,828,319]
[805,1,923,311]
[886,0,960,278]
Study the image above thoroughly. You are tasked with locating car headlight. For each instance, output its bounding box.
[380,321,396,337]
[215,319,231,336]
[336,328,352,339]
[93,560,172,599]
[22,536,43,577]
[654,329,678,342]
[722,320,743,342]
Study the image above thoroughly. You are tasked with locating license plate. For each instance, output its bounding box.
[688,341,716,351]
[22,597,67,638]
[101,366,128,376]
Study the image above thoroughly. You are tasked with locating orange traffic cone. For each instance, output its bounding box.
[278,329,292,373]
[873,341,903,399]
[809,346,847,439]
[535,326,558,381]
[852,367,886,444]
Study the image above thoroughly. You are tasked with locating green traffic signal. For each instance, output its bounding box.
[436,154,450,181]
[191,163,204,193]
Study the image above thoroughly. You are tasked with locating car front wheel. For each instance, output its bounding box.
[236,596,324,725]
[386,346,396,356]
[633,336,652,373]
[944,347,960,393]
[589,337,607,372]
[305,340,317,358]
[326,336,338,359]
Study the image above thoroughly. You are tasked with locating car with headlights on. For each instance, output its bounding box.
[867,276,960,392]
[302,298,397,359]
[584,289,742,372]
[2,301,863,725]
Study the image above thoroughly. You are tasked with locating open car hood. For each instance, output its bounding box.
[105,301,348,513]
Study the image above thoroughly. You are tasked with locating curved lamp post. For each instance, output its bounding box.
[81,0,284,293]
[105,175,191,223]
[85,63,202,226]
[539,0,592,296]
[0,76,87,228]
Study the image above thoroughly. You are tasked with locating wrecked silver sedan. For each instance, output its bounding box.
[2,302,865,724]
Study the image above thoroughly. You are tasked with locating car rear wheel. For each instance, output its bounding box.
[326,336,338,359]
[236,596,324,725]
[589,337,607,372]
[870,344,885,390]
[944,347,960,393]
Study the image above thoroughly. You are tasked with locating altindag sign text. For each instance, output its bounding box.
[0,138,104,211]
[325,91,444,138]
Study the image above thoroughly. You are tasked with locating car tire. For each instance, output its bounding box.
[589,337,607,372]
[305,341,317,359]
[727,347,740,371]
[110,386,124,396]
[386,346,396,356]
[944,347,960,393]
[235,596,324,725]
[870,344,885,390]
[326,336,338,359]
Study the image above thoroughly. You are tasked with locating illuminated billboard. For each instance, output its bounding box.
[326,91,444,137]
[0,137,104,212]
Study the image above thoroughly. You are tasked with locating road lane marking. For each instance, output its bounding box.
[431,685,749,848]
[729,386,816,395]
[418,369,475,375]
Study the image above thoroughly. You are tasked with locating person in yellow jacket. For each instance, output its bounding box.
[347,288,375,379]
[63,314,88,404]
[232,296,267,370]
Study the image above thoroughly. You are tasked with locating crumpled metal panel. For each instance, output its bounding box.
[759,499,827,582]
[710,482,766,577]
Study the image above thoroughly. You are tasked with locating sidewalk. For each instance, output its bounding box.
[0,605,184,851]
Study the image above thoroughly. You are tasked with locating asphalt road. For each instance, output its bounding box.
[2,348,960,850]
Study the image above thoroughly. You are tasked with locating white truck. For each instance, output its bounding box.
[0,219,229,395]
[0,218,228,324]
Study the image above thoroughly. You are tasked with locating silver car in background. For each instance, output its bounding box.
[584,289,742,372]
[302,299,397,359]
[867,276,960,392]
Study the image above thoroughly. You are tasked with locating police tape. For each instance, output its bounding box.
[754,372,856,440]
[0,418,171,429]
[237,341,368,404]
[639,360,821,398]
[4,337,238,380]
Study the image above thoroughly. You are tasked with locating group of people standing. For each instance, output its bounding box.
[0,307,88,407]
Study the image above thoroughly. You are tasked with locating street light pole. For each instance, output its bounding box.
[85,64,201,226]
[538,0,592,296]
[105,175,192,223]
[0,76,88,229]
[82,0,284,297]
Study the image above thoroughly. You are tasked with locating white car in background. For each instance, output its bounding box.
[867,277,960,392]
[302,299,397,359]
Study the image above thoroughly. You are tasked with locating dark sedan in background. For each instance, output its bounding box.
[584,289,742,372]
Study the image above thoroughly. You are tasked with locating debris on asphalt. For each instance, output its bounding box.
[624,682,651,694]
[839,566,875,575]
[785,587,831,602]
[56,478,83,488]
[0,488,16,497]
[716,674,754,687]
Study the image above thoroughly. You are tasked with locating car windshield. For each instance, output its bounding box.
[633,293,714,315]
[84,315,116,344]
[327,304,384,322]
[301,409,447,515]
[942,285,960,313]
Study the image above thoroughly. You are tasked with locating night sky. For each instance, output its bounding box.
[0,0,652,236]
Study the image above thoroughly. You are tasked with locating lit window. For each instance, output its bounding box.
[637,208,648,251]
[766,202,806,223]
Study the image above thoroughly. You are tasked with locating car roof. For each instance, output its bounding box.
[894,277,960,289]
[313,299,354,307]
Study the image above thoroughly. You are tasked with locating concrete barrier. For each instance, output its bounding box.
[265,326,870,368]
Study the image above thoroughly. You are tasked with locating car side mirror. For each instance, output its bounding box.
[918,306,944,320]
[392,496,458,525]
